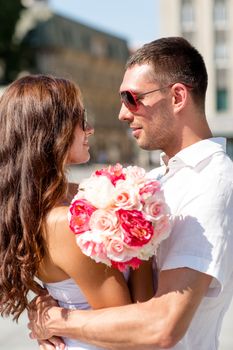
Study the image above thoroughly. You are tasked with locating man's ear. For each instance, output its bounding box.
[171,83,188,113]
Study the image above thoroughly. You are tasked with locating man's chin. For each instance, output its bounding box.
[137,140,156,151]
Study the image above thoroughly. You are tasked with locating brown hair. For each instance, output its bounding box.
[0,75,84,320]
[126,37,208,109]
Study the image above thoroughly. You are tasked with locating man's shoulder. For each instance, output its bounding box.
[208,151,233,183]
[146,166,164,180]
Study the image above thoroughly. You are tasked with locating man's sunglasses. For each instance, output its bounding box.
[120,83,193,112]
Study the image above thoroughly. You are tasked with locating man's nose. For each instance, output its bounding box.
[118,103,134,122]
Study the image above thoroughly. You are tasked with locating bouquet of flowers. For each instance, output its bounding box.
[68,163,171,271]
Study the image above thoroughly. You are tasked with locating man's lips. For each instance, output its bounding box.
[130,126,142,138]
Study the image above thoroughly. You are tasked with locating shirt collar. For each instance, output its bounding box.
[160,137,226,168]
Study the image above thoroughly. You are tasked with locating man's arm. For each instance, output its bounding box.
[28,267,212,350]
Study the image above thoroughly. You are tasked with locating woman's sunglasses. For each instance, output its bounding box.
[81,108,89,131]
[120,83,193,112]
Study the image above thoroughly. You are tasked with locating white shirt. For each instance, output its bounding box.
[148,138,233,350]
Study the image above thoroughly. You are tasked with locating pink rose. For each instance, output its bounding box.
[143,201,164,219]
[95,163,126,185]
[125,166,146,184]
[153,215,171,238]
[111,257,141,272]
[118,209,154,247]
[106,237,125,257]
[69,199,96,234]
[113,184,140,210]
[139,180,161,202]
[76,233,110,264]
[143,192,169,221]
[89,209,119,236]
[106,236,140,263]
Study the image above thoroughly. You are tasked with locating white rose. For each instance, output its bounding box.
[79,175,115,208]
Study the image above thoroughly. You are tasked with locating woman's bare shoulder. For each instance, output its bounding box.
[45,205,72,248]
[47,206,69,226]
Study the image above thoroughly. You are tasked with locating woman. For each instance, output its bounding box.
[0,75,154,349]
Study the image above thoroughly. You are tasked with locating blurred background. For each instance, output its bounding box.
[1,0,233,169]
[0,0,233,349]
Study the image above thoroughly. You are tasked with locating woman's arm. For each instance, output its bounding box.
[42,206,132,309]
[29,267,212,350]
[128,259,155,302]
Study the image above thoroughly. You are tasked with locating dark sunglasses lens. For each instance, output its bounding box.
[83,120,88,131]
[121,91,137,111]
[80,109,88,131]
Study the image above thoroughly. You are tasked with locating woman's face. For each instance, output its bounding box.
[66,118,94,165]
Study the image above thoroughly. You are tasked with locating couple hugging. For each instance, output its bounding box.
[1,37,233,350]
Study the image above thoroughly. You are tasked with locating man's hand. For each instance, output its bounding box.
[27,293,65,350]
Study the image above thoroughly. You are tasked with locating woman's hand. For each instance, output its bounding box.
[27,294,64,346]
[38,337,65,350]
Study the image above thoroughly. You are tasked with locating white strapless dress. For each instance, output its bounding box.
[44,278,106,350]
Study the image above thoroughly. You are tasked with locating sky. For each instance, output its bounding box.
[48,0,160,49]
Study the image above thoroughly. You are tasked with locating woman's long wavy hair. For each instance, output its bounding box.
[0,74,84,320]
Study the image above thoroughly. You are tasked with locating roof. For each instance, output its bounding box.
[24,13,129,62]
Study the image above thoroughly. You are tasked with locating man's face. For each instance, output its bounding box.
[119,64,176,153]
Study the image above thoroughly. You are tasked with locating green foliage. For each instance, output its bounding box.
[0,0,25,83]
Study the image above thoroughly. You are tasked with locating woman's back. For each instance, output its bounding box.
[45,278,105,350]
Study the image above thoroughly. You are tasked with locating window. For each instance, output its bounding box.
[216,88,228,111]
[216,69,229,112]
[214,0,227,23]
[181,0,195,25]
[214,31,228,60]
[90,38,107,57]
[107,43,115,58]
[81,33,91,51]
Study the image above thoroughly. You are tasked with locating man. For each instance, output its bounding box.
[28,37,233,349]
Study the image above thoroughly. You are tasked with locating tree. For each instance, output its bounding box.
[0,0,25,84]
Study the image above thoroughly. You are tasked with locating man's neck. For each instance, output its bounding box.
[165,132,213,160]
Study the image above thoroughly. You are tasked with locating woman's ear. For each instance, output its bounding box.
[171,83,188,113]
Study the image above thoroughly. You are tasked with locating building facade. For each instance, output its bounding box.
[23,13,135,164]
[160,0,233,158]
